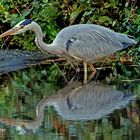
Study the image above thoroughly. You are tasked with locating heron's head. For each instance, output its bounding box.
[0,19,34,38]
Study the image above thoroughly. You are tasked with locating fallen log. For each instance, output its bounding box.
[0,50,57,75]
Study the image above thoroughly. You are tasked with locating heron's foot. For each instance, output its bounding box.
[88,64,96,82]
[69,67,80,84]
[83,62,88,84]
[76,67,80,73]
[83,78,88,84]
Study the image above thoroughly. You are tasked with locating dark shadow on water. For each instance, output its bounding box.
[0,81,138,140]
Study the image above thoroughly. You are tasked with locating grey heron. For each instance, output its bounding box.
[0,19,137,83]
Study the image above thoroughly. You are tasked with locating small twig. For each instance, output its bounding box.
[1,36,10,49]
[95,66,112,70]
[40,58,66,64]
[10,0,22,15]
[94,60,106,81]
[127,64,140,67]
[122,79,140,82]
[52,61,69,84]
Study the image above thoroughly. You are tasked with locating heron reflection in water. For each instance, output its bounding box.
[0,82,135,134]
[0,19,137,83]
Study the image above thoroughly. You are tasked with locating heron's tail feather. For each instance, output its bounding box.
[117,33,137,49]
[122,42,134,49]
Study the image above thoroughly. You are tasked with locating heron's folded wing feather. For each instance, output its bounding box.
[65,30,124,62]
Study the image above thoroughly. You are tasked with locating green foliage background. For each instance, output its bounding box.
[0,0,140,49]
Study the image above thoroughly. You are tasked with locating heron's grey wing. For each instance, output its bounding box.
[65,29,135,62]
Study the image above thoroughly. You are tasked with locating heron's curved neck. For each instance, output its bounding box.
[32,23,55,54]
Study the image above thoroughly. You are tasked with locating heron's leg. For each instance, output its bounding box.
[70,66,80,83]
[88,63,96,81]
[83,61,88,84]
[75,67,80,79]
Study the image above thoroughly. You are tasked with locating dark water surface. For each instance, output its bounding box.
[0,80,140,140]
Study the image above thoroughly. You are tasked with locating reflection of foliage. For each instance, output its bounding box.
[0,65,61,118]
[10,65,61,95]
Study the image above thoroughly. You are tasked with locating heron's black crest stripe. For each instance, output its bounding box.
[66,40,73,51]
[66,37,76,51]
[20,19,32,26]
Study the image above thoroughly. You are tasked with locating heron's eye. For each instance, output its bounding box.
[20,25,24,29]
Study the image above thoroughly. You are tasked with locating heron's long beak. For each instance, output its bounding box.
[0,27,22,38]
